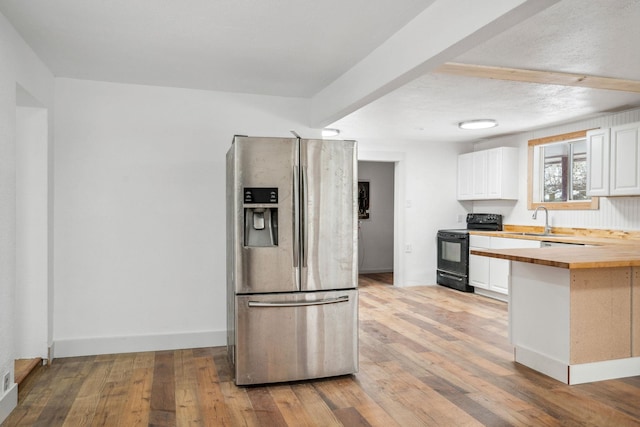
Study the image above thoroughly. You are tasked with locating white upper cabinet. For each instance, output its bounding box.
[587,122,640,197]
[457,152,474,199]
[472,150,488,199]
[586,128,610,197]
[610,123,640,196]
[457,147,519,200]
[487,147,519,199]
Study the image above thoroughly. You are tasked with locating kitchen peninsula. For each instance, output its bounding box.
[471,234,640,385]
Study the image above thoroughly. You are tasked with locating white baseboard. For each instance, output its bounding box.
[569,357,640,385]
[515,345,569,383]
[358,268,393,274]
[404,281,437,287]
[53,330,226,358]
[474,288,508,302]
[0,383,17,425]
[516,346,640,385]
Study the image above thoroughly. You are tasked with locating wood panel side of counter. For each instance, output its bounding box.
[570,268,632,364]
[634,267,640,357]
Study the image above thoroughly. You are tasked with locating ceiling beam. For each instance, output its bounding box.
[308,0,560,129]
[436,62,640,93]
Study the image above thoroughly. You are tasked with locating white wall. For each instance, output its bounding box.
[473,107,640,231]
[358,161,394,273]
[358,139,473,287]
[53,78,315,357]
[0,11,54,424]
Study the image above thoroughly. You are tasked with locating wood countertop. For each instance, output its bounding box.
[469,227,640,269]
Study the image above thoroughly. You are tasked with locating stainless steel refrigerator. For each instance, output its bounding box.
[226,135,358,385]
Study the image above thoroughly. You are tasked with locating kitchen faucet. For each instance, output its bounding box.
[532,206,551,235]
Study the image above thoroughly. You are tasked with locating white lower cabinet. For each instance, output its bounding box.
[489,258,510,294]
[469,235,491,290]
[469,235,541,299]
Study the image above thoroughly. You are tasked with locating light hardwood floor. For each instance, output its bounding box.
[3,273,640,426]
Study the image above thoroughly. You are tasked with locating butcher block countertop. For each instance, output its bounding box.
[469,226,640,269]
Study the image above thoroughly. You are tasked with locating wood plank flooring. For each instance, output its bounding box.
[4,273,640,426]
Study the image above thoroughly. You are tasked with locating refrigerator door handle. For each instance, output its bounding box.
[293,165,300,268]
[248,295,349,308]
[301,165,307,268]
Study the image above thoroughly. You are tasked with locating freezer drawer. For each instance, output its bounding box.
[234,290,358,385]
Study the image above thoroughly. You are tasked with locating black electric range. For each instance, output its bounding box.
[436,213,502,292]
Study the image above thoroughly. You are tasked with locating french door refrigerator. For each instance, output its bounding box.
[226,135,358,385]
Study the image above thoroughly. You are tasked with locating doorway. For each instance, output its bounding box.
[15,84,50,384]
[358,161,394,282]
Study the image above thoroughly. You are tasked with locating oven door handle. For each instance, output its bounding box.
[439,273,464,282]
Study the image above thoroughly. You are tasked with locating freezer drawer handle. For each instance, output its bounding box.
[248,295,349,307]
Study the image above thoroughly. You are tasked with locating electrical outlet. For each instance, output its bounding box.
[3,372,9,393]
[405,244,412,253]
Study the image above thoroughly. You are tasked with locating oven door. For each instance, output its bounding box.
[436,231,472,291]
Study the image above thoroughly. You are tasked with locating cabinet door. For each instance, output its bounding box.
[498,147,519,199]
[486,147,518,200]
[469,254,489,289]
[469,235,490,289]
[486,148,502,199]
[489,258,510,294]
[457,152,474,200]
[610,123,640,196]
[586,128,610,196]
[472,150,488,199]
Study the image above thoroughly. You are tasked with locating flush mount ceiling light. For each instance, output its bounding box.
[321,128,340,137]
[458,119,498,130]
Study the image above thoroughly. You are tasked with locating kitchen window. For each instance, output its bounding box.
[541,138,587,202]
[528,130,599,210]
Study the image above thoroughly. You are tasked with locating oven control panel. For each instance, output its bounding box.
[466,213,502,231]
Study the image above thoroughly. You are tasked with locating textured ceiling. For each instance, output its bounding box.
[457,0,640,81]
[334,0,640,142]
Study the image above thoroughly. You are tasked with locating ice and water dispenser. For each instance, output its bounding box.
[243,187,278,247]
